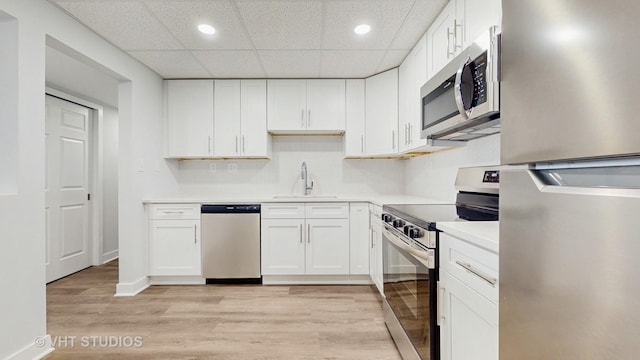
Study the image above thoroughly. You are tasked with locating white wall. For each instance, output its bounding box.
[179,136,406,197]
[405,134,501,202]
[102,106,119,262]
[0,0,178,358]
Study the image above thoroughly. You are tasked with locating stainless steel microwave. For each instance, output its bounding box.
[421,26,501,142]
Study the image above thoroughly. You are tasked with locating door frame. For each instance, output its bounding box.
[46,87,106,267]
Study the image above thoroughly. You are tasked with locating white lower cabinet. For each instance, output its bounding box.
[261,218,306,275]
[261,203,350,277]
[349,203,370,275]
[306,218,350,274]
[369,204,383,294]
[439,232,498,360]
[440,270,498,360]
[148,204,202,276]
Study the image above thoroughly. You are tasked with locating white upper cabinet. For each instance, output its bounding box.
[213,80,242,156]
[344,79,366,157]
[165,80,214,158]
[365,68,399,156]
[455,0,502,49]
[399,33,430,153]
[427,1,456,79]
[427,0,501,79]
[267,79,345,134]
[241,80,269,157]
[214,80,269,158]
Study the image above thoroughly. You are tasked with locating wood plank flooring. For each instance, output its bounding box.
[46,260,401,359]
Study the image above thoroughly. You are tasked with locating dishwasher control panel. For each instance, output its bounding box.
[201,204,261,213]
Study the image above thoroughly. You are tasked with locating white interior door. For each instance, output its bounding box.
[45,95,91,283]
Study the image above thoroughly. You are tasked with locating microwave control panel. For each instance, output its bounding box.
[471,51,488,106]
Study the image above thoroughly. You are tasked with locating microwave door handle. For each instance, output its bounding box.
[454,56,471,120]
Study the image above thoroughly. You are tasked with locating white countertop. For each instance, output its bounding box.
[142,194,451,207]
[437,221,499,253]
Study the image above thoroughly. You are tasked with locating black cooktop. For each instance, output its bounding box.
[383,204,460,230]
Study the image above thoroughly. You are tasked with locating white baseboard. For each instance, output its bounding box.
[5,335,54,360]
[115,276,150,296]
[149,276,206,285]
[262,274,372,285]
[101,250,118,264]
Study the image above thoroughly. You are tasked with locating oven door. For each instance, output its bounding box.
[383,226,438,360]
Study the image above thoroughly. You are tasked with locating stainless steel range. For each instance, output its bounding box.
[381,166,500,360]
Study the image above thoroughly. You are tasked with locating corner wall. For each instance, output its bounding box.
[0,0,177,358]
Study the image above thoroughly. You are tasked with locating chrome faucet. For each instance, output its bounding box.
[301,161,314,195]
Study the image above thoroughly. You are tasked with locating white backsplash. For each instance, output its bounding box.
[178,136,406,197]
[405,134,501,202]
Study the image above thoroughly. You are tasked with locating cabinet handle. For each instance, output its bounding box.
[392,130,395,150]
[437,281,445,326]
[406,124,410,145]
[242,136,245,154]
[408,123,412,145]
[163,210,184,214]
[307,109,311,128]
[454,19,463,50]
[307,223,311,243]
[299,224,303,243]
[301,109,305,128]
[456,260,498,286]
[360,134,364,154]
[370,227,374,248]
[194,224,197,244]
[235,136,238,154]
[447,27,455,58]
[208,135,212,155]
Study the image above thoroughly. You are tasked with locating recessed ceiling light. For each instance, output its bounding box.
[198,24,216,35]
[354,24,371,35]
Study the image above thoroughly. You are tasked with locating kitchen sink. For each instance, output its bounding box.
[272,194,338,199]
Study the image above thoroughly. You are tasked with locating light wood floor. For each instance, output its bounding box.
[46,260,401,359]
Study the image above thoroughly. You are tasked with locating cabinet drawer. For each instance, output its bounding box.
[369,203,382,217]
[149,204,201,220]
[305,203,349,218]
[440,233,498,302]
[261,203,305,218]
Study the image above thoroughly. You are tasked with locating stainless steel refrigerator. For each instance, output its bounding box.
[500,1,640,359]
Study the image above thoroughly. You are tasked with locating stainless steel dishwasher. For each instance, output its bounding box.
[201,204,261,283]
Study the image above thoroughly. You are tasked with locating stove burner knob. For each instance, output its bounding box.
[408,228,424,239]
[382,214,395,223]
[403,225,413,236]
[392,219,405,228]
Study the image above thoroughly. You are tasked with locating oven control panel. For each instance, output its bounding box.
[382,213,435,249]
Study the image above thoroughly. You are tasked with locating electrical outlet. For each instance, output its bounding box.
[209,163,217,173]
[227,163,238,173]
[137,158,145,172]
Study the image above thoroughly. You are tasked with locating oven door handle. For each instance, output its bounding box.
[383,226,434,268]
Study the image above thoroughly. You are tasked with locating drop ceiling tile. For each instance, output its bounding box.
[54,1,183,51]
[129,51,211,78]
[192,50,265,78]
[389,0,449,49]
[323,0,414,50]
[377,50,409,73]
[319,50,385,78]
[236,1,324,49]
[145,0,253,50]
[258,50,321,78]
